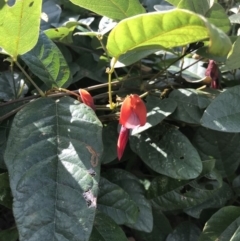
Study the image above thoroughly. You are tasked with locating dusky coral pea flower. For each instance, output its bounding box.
[119,94,147,129]
[79,89,95,110]
[117,94,147,160]
[205,60,221,89]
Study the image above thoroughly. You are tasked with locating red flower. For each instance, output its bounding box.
[79,89,95,110]
[117,126,129,160]
[117,94,147,160]
[119,94,147,129]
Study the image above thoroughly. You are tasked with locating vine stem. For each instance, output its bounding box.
[15,60,45,97]
[106,57,118,109]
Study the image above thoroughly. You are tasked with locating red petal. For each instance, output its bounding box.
[119,96,132,126]
[79,89,95,110]
[117,126,129,160]
[130,94,147,126]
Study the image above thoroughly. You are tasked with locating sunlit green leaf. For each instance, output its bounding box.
[69,0,145,20]
[0,0,41,59]
[107,9,231,58]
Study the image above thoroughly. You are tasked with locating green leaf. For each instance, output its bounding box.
[21,32,71,88]
[177,0,211,15]
[103,169,153,232]
[130,125,202,180]
[45,23,78,44]
[73,53,106,83]
[166,221,201,241]
[0,0,41,59]
[112,49,160,68]
[193,127,240,177]
[201,86,240,132]
[69,0,145,20]
[0,173,12,209]
[107,9,231,58]
[89,211,128,241]
[223,36,240,71]
[4,97,103,241]
[205,3,231,33]
[166,0,181,6]
[131,96,177,135]
[0,227,19,241]
[0,121,8,169]
[134,208,172,241]
[101,122,118,164]
[199,206,240,241]
[168,89,212,125]
[232,175,240,196]
[0,71,28,101]
[177,1,230,33]
[148,162,232,217]
[97,177,139,225]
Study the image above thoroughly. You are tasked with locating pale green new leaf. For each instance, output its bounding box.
[107,9,231,58]
[0,0,41,59]
[69,0,145,20]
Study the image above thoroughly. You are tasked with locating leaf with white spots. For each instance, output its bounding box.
[4,97,103,241]
[130,124,202,180]
[201,85,240,132]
